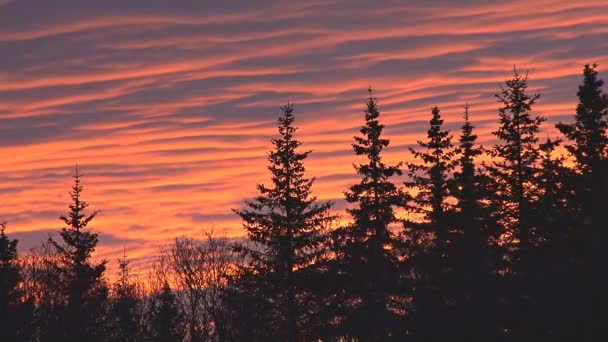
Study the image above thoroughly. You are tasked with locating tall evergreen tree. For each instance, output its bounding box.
[148,282,184,342]
[403,106,457,340]
[234,103,335,340]
[556,64,608,186]
[447,105,500,340]
[49,166,108,342]
[556,64,608,341]
[486,69,545,338]
[532,137,582,338]
[452,105,484,229]
[329,88,405,340]
[488,69,545,270]
[405,106,457,228]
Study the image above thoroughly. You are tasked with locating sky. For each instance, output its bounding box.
[1,0,608,275]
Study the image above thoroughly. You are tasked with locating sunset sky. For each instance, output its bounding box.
[2,0,608,275]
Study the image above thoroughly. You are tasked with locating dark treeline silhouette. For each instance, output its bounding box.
[1,64,606,341]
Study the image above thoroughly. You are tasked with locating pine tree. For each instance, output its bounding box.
[452,105,484,230]
[0,221,21,310]
[447,105,499,339]
[50,166,108,342]
[234,103,335,340]
[149,282,184,342]
[110,250,140,342]
[486,69,545,338]
[532,137,582,338]
[329,88,405,340]
[0,221,27,341]
[403,106,457,340]
[405,106,457,227]
[556,64,608,186]
[488,68,544,269]
[555,64,608,340]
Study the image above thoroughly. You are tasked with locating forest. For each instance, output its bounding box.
[1,64,606,341]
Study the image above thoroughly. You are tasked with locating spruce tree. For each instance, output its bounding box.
[532,137,581,338]
[448,105,499,339]
[110,250,140,342]
[404,106,457,257]
[0,221,27,341]
[234,103,335,340]
[50,166,108,342]
[486,69,545,338]
[488,69,544,269]
[149,282,184,342]
[556,64,608,185]
[403,106,457,340]
[556,64,608,340]
[452,105,484,230]
[329,88,405,340]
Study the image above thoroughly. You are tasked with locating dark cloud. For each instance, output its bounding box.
[9,228,143,254]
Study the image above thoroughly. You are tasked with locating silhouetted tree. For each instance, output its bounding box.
[405,106,457,232]
[534,138,573,242]
[328,88,406,340]
[0,222,21,309]
[157,237,206,342]
[556,64,608,340]
[486,69,545,339]
[49,166,108,342]
[403,106,457,340]
[590,159,608,341]
[0,221,30,341]
[148,282,185,342]
[109,250,141,342]
[530,137,583,338]
[21,237,63,341]
[444,105,500,340]
[556,64,608,214]
[233,103,335,340]
[153,231,239,341]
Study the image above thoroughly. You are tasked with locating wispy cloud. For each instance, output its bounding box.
[1,0,607,275]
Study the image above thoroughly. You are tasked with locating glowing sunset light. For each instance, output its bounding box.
[1,0,607,280]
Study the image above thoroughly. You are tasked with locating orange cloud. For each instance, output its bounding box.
[1,0,606,277]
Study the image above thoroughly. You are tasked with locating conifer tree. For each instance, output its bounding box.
[555,64,607,257]
[532,137,582,338]
[403,106,457,340]
[556,64,608,185]
[452,105,484,230]
[556,64,608,340]
[488,69,544,270]
[149,282,184,342]
[50,166,108,342]
[234,103,335,340]
[486,69,545,338]
[0,221,27,341]
[0,221,20,310]
[404,106,457,256]
[448,105,499,339]
[110,250,141,342]
[329,88,405,340]
[534,138,572,241]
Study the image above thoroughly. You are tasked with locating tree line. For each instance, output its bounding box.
[1,64,607,341]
